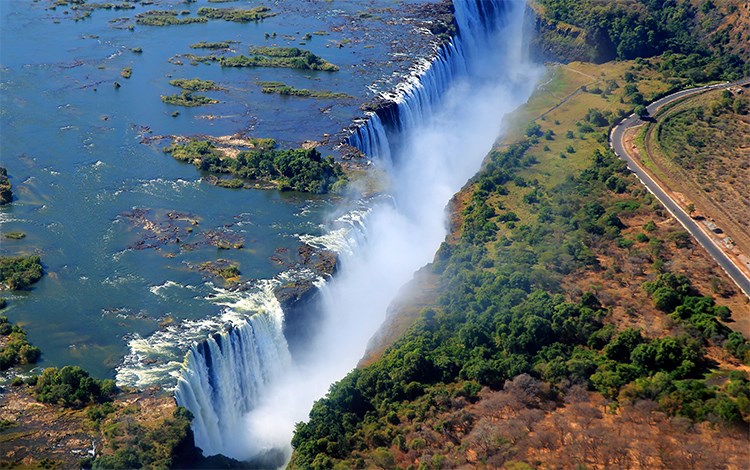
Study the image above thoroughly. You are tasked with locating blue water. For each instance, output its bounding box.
[0,0,436,380]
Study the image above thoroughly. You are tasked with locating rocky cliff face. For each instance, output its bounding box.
[274,244,338,357]
[526,1,597,63]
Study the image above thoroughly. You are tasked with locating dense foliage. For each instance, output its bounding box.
[92,407,192,470]
[0,255,43,290]
[168,78,224,92]
[537,0,748,80]
[160,91,218,107]
[258,81,351,99]
[189,41,233,50]
[196,6,274,22]
[220,47,339,71]
[33,366,117,408]
[291,140,749,468]
[135,10,207,27]
[0,166,12,205]
[166,140,347,193]
[0,316,41,370]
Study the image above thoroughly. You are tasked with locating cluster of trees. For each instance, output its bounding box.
[0,166,11,205]
[0,255,43,290]
[196,6,274,23]
[221,47,339,71]
[90,407,192,470]
[537,0,748,80]
[166,140,348,193]
[168,78,223,92]
[31,366,117,409]
[259,81,351,99]
[643,272,750,363]
[0,316,41,370]
[291,130,749,468]
[160,91,218,107]
[135,10,207,26]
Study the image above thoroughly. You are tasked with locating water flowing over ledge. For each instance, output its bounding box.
[174,0,539,464]
[348,0,510,162]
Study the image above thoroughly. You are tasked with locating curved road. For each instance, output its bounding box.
[610,79,750,300]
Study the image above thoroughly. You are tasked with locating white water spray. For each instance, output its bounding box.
[176,0,541,465]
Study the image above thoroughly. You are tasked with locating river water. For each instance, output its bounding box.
[0,0,436,381]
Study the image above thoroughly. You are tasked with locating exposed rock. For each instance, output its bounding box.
[119,208,244,253]
[272,243,338,356]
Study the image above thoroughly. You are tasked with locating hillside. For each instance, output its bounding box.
[529,0,750,72]
[289,3,750,468]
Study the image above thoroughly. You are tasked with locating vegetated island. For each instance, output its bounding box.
[0,315,41,371]
[196,6,275,23]
[221,47,339,71]
[258,81,353,99]
[161,91,218,107]
[169,78,225,92]
[289,1,750,468]
[47,0,136,21]
[164,138,347,193]
[0,255,43,290]
[190,41,236,50]
[0,167,12,205]
[135,10,207,27]
[170,47,340,71]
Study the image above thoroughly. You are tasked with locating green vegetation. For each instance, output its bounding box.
[4,232,26,240]
[258,81,352,99]
[0,255,43,290]
[160,91,218,107]
[199,261,241,280]
[657,91,749,171]
[197,6,275,22]
[0,166,12,205]
[220,47,339,71]
[168,78,224,91]
[212,178,244,189]
[190,41,233,50]
[536,0,748,80]
[291,137,750,467]
[72,2,135,11]
[33,366,116,408]
[135,10,207,26]
[0,316,41,370]
[92,407,192,469]
[165,140,347,193]
[120,67,131,79]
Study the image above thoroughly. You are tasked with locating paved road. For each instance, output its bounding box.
[610,79,750,300]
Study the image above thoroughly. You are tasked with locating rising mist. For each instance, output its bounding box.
[176,0,542,466]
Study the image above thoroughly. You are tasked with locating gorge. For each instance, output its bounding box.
[174,0,540,465]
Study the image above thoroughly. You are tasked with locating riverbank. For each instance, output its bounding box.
[291,36,750,470]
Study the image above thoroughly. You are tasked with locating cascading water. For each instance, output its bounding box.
[174,281,292,459]
[348,0,514,161]
[176,0,540,465]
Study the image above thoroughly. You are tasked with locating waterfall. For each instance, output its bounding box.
[174,281,292,459]
[175,0,539,464]
[348,0,512,160]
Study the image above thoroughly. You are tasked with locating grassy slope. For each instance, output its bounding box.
[637,88,750,280]
[290,53,750,470]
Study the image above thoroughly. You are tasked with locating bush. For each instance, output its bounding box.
[0,255,43,290]
[35,366,117,408]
